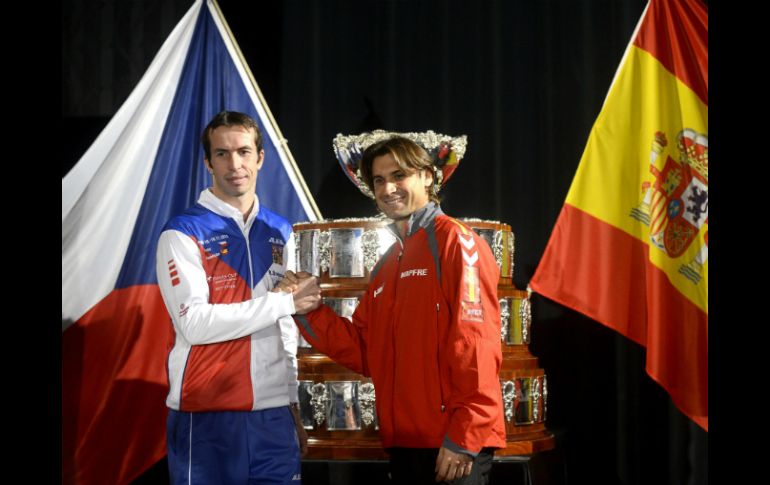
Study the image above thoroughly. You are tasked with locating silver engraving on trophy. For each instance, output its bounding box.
[501,379,516,423]
[542,375,548,421]
[318,230,332,274]
[296,230,320,276]
[362,229,380,273]
[492,230,504,273]
[499,298,510,342]
[309,382,329,426]
[329,229,364,278]
[520,295,532,344]
[326,381,362,430]
[532,377,542,422]
[362,227,397,272]
[298,381,316,429]
[323,297,360,320]
[359,382,377,428]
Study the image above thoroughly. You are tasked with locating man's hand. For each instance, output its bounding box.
[291,271,321,314]
[435,446,473,482]
[289,404,309,457]
[272,270,300,294]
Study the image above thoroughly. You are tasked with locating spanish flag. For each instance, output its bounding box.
[530,0,707,430]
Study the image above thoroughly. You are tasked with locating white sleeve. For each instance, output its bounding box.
[279,314,299,402]
[279,232,300,402]
[156,229,296,346]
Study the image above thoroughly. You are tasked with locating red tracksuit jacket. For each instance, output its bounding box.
[295,203,506,454]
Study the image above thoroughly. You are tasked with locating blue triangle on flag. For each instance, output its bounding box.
[116,6,312,288]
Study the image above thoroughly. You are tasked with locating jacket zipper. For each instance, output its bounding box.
[391,233,404,431]
[437,301,446,413]
[242,217,256,410]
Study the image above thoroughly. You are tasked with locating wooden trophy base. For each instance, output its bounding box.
[306,433,556,460]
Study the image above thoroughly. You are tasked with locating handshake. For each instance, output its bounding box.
[272,270,322,315]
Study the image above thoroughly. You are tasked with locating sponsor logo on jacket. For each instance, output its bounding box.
[269,237,285,265]
[400,268,428,278]
[210,272,238,291]
[271,244,283,265]
[199,233,231,260]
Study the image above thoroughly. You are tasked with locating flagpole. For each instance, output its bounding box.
[209,0,323,220]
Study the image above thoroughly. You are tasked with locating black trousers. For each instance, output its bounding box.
[387,447,495,485]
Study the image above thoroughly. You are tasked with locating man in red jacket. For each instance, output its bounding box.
[290,135,506,484]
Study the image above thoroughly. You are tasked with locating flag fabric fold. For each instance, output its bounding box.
[62,1,320,483]
[530,0,707,430]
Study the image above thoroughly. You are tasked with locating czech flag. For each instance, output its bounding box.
[61,1,320,483]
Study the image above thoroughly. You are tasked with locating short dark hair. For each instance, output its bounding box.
[201,111,263,160]
[359,136,440,203]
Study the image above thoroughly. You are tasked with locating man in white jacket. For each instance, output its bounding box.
[156,111,320,484]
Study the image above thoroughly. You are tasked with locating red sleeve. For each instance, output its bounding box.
[440,224,503,454]
[293,294,370,377]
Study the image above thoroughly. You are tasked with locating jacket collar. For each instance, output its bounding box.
[197,189,260,231]
[388,202,444,238]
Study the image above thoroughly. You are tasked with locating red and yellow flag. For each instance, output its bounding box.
[530,0,707,430]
